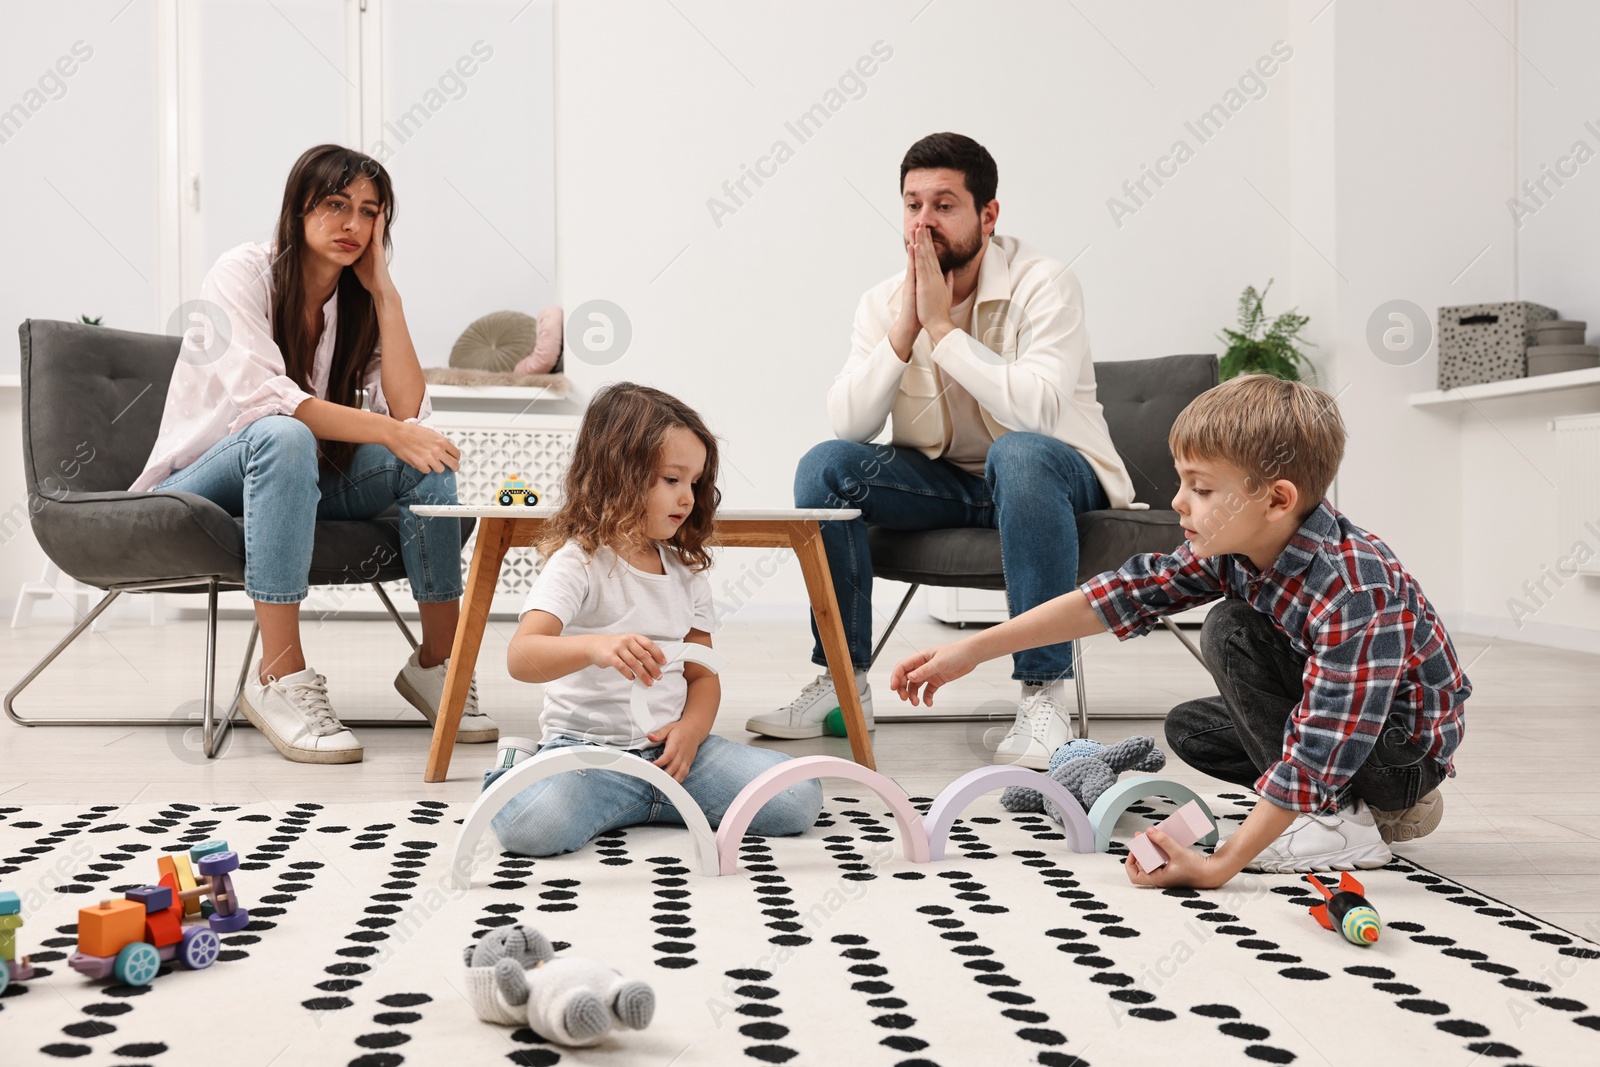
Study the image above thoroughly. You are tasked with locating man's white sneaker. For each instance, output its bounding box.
[746,673,874,739]
[394,650,499,743]
[993,694,1074,770]
[1245,800,1393,873]
[240,666,363,765]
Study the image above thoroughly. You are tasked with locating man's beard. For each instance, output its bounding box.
[933,229,983,273]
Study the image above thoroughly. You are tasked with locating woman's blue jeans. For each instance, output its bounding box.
[793,432,1109,682]
[153,415,463,604]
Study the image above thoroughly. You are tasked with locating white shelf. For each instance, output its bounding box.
[427,383,570,401]
[1409,366,1600,408]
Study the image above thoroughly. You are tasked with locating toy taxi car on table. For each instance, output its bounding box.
[499,477,540,506]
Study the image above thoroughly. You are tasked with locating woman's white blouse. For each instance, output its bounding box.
[129,241,431,492]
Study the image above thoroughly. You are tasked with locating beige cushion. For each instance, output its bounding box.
[450,310,539,372]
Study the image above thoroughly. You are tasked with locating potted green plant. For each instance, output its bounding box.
[1218,280,1315,381]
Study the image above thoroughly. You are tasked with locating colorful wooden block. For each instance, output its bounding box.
[143,907,183,949]
[156,854,180,891]
[1128,800,1217,872]
[0,913,22,931]
[125,885,173,914]
[172,855,201,917]
[0,929,15,961]
[0,890,20,915]
[78,899,145,958]
[188,840,228,863]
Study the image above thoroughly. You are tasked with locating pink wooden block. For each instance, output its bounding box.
[715,755,929,875]
[1129,800,1215,872]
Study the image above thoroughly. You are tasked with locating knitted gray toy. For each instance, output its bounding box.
[1000,736,1167,823]
[463,925,654,1046]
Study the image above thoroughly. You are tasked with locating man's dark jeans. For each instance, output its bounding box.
[793,432,1108,681]
[1165,599,1446,813]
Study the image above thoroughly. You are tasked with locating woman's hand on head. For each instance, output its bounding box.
[387,422,460,473]
[587,633,666,685]
[353,207,395,298]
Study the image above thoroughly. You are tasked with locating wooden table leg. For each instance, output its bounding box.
[786,520,876,770]
[424,516,514,783]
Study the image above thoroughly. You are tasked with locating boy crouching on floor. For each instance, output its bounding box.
[891,374,1470,887]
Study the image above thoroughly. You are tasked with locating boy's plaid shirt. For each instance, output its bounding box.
[1081,500,1469,814]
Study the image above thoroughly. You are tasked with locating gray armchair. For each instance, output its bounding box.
[6,319,475,757]
[866,353,1219,736]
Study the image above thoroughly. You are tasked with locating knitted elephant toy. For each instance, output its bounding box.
[463,925,655,1046]
[1000,736,1167,823]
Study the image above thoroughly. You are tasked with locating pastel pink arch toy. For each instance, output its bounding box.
[923,765,1095,859]
[715,755,930,875]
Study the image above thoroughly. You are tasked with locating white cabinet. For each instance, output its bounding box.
[218,389,577,620]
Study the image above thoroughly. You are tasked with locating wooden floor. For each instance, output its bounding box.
[2,608,1595,940]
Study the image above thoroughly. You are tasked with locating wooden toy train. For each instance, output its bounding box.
[66,838,249,987]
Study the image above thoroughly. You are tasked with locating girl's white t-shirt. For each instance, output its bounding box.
[520,541,717,748]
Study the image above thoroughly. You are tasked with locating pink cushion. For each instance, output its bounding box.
[514,305,564,375]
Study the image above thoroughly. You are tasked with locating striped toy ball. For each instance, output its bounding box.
[1341,906,1381,946]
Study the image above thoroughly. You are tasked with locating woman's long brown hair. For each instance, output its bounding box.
[270,144,396,476]
[539,383,721,571]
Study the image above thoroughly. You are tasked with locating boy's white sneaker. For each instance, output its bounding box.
[240,666,363,764]
[993,694,1075,770]
[1245,800,1393,873]
[746,672,874,739]
[394,650,499,743]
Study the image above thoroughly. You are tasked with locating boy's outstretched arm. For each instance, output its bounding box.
[1125,797,1299,889]
[892,589,1109,706]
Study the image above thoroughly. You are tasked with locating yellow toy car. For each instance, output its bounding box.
[498,477,540,506]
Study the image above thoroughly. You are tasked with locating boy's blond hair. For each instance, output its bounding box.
[1168,374,1345,516]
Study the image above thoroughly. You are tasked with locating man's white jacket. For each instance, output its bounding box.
[827,234,1141,511]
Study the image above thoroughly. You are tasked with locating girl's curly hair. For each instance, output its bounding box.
[538,382,721,570]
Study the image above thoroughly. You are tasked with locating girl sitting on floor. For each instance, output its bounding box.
[486,382,822,857]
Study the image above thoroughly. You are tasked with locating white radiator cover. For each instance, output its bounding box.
[1555,413,1600,577]
[214,408,579,620]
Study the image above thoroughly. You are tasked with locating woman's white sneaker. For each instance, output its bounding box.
[394,650,499,743]
[240,666,363,764]
[1245,800,1393,873]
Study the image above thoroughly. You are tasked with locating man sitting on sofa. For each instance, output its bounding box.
[746,131,1139,767]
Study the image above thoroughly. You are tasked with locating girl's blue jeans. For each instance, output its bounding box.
[153,414,463,604]
[485,735,823,858]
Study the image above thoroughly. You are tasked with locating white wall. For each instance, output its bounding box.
[1471,0,1600,648]
[0,2,160,357]
[6,0,1599,652]
[553,0,1297,619]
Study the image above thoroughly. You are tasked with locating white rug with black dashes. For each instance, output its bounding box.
[1,792,1596,1067]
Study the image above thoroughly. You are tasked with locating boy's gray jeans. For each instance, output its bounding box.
[1164,599,1447,814]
